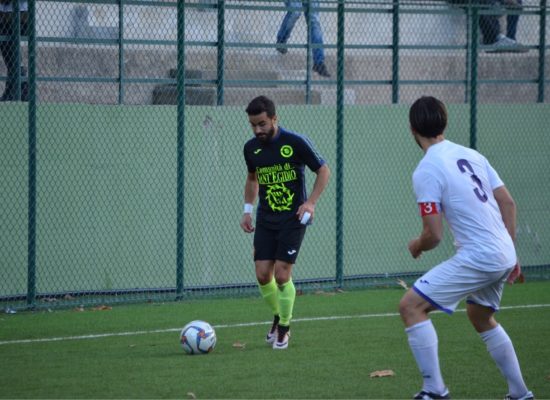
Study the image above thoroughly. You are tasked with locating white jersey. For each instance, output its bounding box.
[412,140,516,271]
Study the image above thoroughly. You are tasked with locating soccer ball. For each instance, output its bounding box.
[180,320,217,355]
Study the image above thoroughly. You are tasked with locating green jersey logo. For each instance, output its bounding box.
[253,148,262,155]
[266,183,294,211]
[280,145,293,158]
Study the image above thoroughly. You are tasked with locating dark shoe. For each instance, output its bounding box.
[275,40,288,54]
[0,83,14,102]
[413,388,450,400]
[313,62,331,78]
[0,85,29,102]
[0,78,29,102]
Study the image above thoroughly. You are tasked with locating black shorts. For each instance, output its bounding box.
[253,223,307,264]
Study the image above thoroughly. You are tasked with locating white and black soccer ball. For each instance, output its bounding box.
[180,320,217,355]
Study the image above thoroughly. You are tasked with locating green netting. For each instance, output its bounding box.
[1,0,549,310]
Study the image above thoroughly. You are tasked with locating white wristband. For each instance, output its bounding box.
[243,203,254,214]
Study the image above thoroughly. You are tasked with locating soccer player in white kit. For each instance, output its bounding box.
[398,97,533,400]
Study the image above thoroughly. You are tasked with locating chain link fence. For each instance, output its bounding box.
[1,0,549,310]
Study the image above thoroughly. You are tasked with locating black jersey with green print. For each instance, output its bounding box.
[244,127,326,229]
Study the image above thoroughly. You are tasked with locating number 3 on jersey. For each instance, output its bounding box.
[457,159,488,203]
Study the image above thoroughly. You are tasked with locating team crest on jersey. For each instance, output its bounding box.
[280,145,293,158]
[266,183,294,211]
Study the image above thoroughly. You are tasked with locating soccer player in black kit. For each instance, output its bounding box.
[240,96,330,350]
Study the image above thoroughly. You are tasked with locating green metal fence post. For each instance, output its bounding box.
[217,0,225,106]
[26,0,37,308]
[391,0,399,103]
[537,0,547,103]
[118,0,125,104]
[468,4,479,150]
[335,0,344,288]
[464,1,472,103]
[305,0,312,104]
[12,0,21,101]
[176,0,186,298]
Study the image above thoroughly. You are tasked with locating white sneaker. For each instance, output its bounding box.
[486,34,529,53]
[504,390,534,400]
[266,329,277,344]
[273,328,290,350]
[413,388,450,399]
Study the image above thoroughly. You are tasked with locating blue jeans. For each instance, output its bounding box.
[479,0,522,44]
[276,1,325,65]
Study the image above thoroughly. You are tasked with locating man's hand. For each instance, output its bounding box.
[240,213,255,233]
[296,202,315,224]
[408,238,423,259]
[506,262,525,284]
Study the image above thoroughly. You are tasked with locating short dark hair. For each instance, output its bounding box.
[245,95,276,118]
[409,96,447,138]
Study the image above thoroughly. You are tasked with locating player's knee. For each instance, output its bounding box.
[398,293,427,326]
[274,273,290,286]
[467,304,497,333]
[273,262,293,285]
[256,275,271,286]
[470,319,493,333]
[398,295,413,318]
[255,269,272,285]
[470,315,497,333]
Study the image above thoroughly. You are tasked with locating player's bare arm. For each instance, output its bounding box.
[493,185,517,242]
[493,185,523,283]
[296,164,331,222]
[408,213,443,258]
[240,172,259,233]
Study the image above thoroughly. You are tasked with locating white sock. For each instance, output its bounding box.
[405,319,446,394]
[480,325,528,398]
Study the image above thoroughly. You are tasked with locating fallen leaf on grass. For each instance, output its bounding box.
[335,288,346,293]
[73,306,85,312]
[369,369,395,378]
[232,341,246,349]
[91,305,112,311]
[397,279,409,290]
[187,392,196,399]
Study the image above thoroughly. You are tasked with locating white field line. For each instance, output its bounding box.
[1,303,549,346]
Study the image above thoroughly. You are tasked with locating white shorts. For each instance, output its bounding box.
[413,255,514,314]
